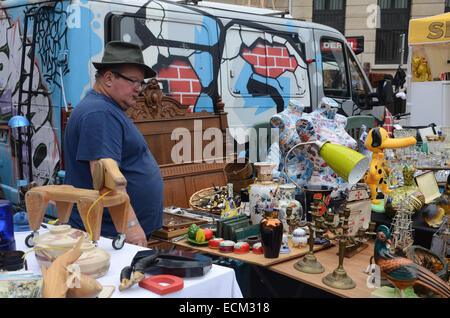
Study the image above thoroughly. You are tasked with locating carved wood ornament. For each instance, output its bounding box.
[125,78,225,120]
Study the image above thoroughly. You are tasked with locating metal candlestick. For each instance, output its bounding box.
[321,207,356,289]
[294,197,325,274]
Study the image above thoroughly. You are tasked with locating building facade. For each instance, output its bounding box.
[208,0,449,76]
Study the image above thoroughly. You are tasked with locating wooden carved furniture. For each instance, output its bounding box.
[24,159,130,249]
[126,78,230,208]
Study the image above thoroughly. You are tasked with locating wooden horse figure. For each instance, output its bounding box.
[24,158,130,249]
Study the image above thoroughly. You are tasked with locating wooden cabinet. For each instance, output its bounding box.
[126,79,230,208]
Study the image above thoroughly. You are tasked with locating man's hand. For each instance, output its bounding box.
[126,222,147,247]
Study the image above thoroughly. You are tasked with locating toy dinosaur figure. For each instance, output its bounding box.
[374,225,450,298]
[364,127,416,204]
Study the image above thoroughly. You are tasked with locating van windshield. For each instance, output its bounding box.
[320,38,349,98]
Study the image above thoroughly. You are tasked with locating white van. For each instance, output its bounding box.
[0,0,390,204]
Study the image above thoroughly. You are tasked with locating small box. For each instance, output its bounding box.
[415,171,441,204]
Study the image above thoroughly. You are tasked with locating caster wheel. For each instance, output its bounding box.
[25,233,35,248]
[112,234,126,250]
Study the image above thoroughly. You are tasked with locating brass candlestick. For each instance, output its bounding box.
[321,207,356,290]
[294,197,326,274]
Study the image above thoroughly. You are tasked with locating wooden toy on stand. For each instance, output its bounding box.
[24,158,130,250]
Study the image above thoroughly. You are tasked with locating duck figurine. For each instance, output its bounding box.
[374,225,450,298]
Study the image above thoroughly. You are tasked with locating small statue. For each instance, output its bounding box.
[412,56,432,82]
[41,238,103,298]
[364,127,416,204]
[384,165,425,218]
[374,225,450,298]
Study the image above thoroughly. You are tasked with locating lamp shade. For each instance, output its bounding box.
[8,115,29,128]
[318,142,369,185]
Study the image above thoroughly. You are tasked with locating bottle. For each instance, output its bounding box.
[259,208,283,258]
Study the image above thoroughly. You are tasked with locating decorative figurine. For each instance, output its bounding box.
[25,158,131,249]
[374,225,450,298]
[41,237,103,298]
[364,127,416,204]
[280,234,291,254]
[384,165,425,218]
[291,227,307,248]
[412,56,432,82]
[389,198,415,256]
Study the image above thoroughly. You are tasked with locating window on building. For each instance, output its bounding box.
[445,0,450,12]
[375,0,410,64]
[312,0,346,35]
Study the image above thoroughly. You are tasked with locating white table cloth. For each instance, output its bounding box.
[13,229,243,298]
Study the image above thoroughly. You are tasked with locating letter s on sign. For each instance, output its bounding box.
[427,22,444,40]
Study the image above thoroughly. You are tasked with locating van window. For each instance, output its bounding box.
[320,38,349,98]
[347,48,370,107]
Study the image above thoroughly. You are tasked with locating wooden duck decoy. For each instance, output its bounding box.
[374,225,450,298]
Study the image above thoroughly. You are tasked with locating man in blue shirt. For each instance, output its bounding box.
[64,41,163,246]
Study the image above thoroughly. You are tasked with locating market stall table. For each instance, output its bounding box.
[173,238,332,267]
[268,241,375,298]
[13,229,243,298]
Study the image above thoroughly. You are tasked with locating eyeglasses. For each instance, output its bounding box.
[112,71,147,90]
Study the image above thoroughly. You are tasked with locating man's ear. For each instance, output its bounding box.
[102,71,115,88]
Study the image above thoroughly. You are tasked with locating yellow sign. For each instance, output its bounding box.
[409,12,450,45]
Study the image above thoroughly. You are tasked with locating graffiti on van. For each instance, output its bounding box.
[0,0,310,202]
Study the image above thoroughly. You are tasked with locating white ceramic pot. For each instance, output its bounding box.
[276,183,302,234]
[249,162,279,225]
[292,228,308,248]
[33,225,111,278]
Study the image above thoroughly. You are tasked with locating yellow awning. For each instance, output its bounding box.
[409,12,450,45]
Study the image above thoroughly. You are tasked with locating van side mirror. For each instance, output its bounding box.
[357,78,393,110]
[376,79,393,105]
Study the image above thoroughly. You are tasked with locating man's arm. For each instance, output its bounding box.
[89,159,147,247]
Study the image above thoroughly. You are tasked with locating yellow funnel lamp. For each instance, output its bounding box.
[283,140,370,287]
[284,140,370,188]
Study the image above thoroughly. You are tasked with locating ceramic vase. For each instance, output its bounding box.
[259,209,283,258]
[249,162,279,225]
[277,183,302,234]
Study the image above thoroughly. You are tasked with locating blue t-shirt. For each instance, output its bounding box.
[64,89,164,239]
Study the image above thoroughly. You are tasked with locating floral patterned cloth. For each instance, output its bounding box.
[295,100,357,199]
[270,101,311,193]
